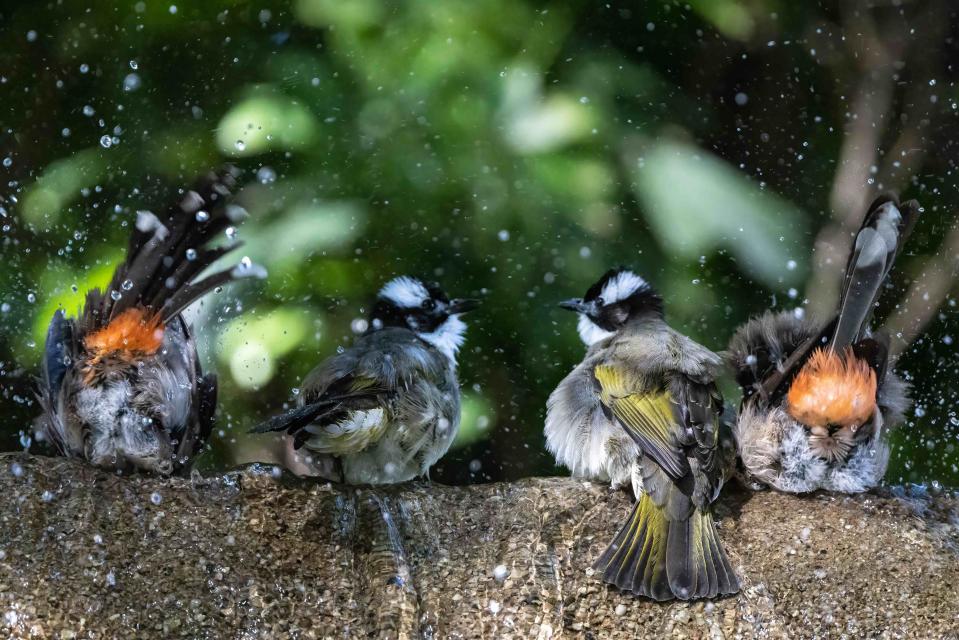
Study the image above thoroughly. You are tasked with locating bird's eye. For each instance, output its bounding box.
[422,299,436,311]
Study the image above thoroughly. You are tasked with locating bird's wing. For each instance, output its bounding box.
[170,316,216,465]
[592,364,738,600]
[592,363,690,482]
[35,309,79,454]
[250,363,393,453]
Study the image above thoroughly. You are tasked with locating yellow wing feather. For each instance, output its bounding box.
[593,364,687,479]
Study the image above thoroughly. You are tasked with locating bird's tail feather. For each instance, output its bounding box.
[594,493,739,601]
[80,166,265,333]
[831,195,919,352]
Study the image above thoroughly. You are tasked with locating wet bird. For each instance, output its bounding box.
[546,268,739,601]
[34,166,266,474]
[252,276,478,485]
[725,195,917,493]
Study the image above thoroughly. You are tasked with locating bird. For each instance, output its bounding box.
[545,268,739,601]
[34,166,266,475]
[251,276,478,485]
[725,195,917,494]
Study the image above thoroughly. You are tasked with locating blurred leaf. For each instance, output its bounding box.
[26,259,116,363]
[631,140,808,287]
[243,200,367,272]
[218,307,313,389]
[500,68,593,154]
[452,392,496,449]
[687,0,756,41]
[295,0,384,30]
[216,89,318,157]
[21,149,106,226]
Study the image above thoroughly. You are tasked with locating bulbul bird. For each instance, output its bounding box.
[546,268,739,601]
[252,276,478,485]
[34,166,266,474]
[725,195,917,494]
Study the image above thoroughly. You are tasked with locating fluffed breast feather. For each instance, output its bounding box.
[544,355,639,489]
[734,368,910,493]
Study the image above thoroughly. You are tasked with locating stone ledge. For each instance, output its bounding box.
[0,454,957,639]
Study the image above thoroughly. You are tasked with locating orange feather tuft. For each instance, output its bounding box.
[84,307,165,362]
[786,347,877,429]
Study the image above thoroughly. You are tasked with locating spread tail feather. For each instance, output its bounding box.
[80,166,266,333]
[594,493,739,601]
[831,195,919,352]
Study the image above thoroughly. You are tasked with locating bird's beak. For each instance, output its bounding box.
[448,298,480,314]
[559,298,589,313]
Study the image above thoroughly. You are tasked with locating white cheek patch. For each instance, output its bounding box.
[379,276,429,308]
[420,315,468,362]
[577,314,614,346]
[600,270,646,304]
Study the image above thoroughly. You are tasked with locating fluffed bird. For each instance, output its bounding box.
[725,195,917,494]
[546,268,739,601]
[251,276,478,485]
[34,166,266,474]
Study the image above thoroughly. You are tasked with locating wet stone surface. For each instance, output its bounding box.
[0,454,957,639]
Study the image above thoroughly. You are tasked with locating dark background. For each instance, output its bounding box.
[1,0,957,486]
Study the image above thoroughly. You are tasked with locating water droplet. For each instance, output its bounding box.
[497,230,510,241]
[99,135,113,148]
[2,157,11,168]
[734,92,748,106]
[492,564,509,582]
[26,30,37,42]
[122,72,142,92]
[0,303,10,313]
[168,4,177,14]
[79,63,89,73]
[469,459,482,473]
[195,210,210,222]
[225,226,237,239]
[129,60,138,70]
[26,293,36,303]
[82,105,95,117]
[150,491,163,505]
[786,259,797,271]
[234,140,246,151]
[121,279,134,291]
[185,248,197,261]
[256,166,276,184]
[110,290,122,301]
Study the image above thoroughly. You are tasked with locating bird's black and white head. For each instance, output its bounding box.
[560,268,664,346]
[370,276,479,361]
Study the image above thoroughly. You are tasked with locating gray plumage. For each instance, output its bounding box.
[34,166,262,474]
[546,268,739,601]
[252,276,476,485]
[725,194,918,494]
[545,318,725,496]
[726,310,911,493]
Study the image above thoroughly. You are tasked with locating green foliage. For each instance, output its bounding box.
[1,0,956,487]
